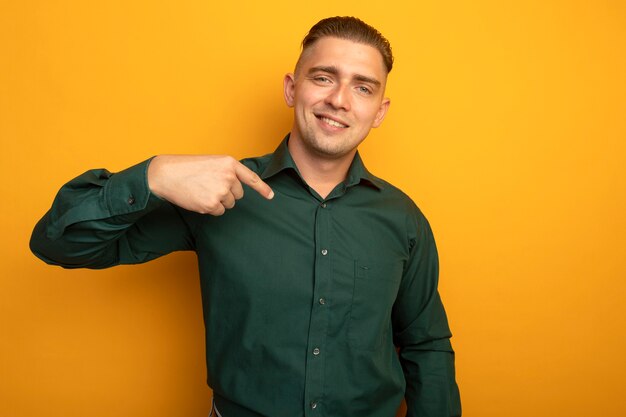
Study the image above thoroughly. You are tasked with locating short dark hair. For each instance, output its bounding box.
[296,16,394,74]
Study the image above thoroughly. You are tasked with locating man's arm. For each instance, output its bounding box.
[30,155,274,268]
[392,210,462,417]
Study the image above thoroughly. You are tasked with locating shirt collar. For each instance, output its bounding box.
[261,134,384,191]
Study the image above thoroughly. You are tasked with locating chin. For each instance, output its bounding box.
[312,143,354,159]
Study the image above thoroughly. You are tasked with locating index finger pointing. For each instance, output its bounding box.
[234,162,274,200]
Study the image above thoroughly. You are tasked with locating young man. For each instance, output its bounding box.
[31,16,461,417]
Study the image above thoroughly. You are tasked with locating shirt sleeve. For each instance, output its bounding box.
[392,208,462,417]
[30,158,196,269]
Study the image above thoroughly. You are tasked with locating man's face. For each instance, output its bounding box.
[284,37,390,160]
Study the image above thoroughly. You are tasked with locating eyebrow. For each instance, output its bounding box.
[308,65,382,87]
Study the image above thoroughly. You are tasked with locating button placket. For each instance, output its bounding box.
[304,201,331,416]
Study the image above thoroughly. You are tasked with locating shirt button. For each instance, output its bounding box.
[321,249,328,256]
[310,401,318,409]
[321,202,327,208]
[127,196,135,205]
[313,347,320,355]
[318,298,326,305]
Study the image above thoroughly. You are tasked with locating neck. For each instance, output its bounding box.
[287,137,355,199]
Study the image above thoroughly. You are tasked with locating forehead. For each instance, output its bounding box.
[298,37,387,79]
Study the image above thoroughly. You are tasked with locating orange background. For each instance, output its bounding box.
[1,1,625,416]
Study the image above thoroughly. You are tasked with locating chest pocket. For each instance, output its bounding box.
[348,260,403,351]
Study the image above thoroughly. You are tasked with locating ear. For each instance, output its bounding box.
[372,98,391,128]
[283,73,296,107]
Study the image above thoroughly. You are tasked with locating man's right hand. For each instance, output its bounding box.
[147,155,274,215]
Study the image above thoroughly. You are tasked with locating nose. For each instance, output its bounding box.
[324,84,351,111]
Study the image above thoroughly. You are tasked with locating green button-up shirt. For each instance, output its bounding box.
[31,136,461,417]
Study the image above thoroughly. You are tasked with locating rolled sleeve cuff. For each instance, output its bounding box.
[46,158,164,240]
[105,157,162,215]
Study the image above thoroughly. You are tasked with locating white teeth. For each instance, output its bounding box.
[321,117,347,128]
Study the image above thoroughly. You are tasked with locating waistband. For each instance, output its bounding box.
[213,394,268,417]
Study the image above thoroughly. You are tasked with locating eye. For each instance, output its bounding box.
[314,76,331,83]
[357,86,372,95]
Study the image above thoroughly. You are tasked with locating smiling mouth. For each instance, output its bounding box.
[317,115,348,129]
